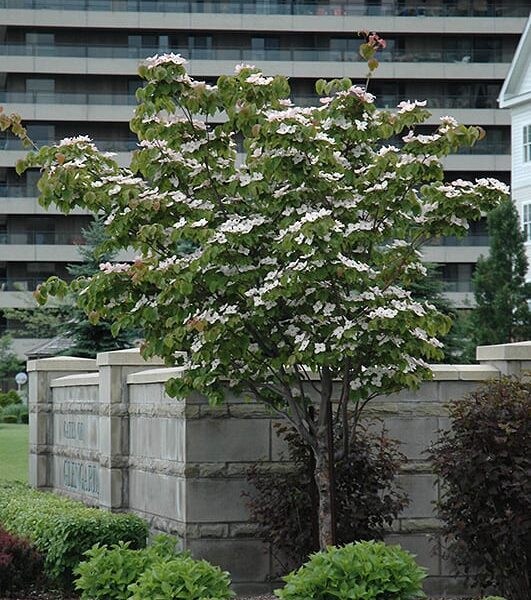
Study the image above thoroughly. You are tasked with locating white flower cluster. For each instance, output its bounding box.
[336,85,375,104]
[337,253,371,273]
[219,215,266,235]
[234,63,256,74]
[58,135,95,148]
[402,131,441,144]
[144,53,188,69]
[265,106,314,125]
[245,73,274,86]
[278,208,332,239]
[396,99,427,113]
[475,177,510,195]
[99,262,131,274]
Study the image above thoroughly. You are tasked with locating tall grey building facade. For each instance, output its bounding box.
[0,0,527,347]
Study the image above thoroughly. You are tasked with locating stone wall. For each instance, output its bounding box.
[27,342,531,596]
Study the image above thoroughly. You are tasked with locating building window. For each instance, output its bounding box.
[523,204,531,242]
[524,125,531,162]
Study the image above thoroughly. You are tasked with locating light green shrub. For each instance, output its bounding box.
[2,403,28,423]
[128,555,235,600]
[74,536,178,600]
[275,540,426,600]
[0,390,21,408]
[0,482,148,583]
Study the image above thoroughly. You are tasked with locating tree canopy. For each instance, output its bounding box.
[9,52,508,545]
[470,198,531,348]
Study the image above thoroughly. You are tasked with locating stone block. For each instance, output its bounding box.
[270,420,291,461]
[382,382,439,403]
[438,381,481,403]
[186,478,251,522]
[385,533,439,575]
[397,473,437,519]
[383,417,438,460]
[186,419,270,462]
[423,576,473,597]
[129,469,186,522]
[187,539,270,582]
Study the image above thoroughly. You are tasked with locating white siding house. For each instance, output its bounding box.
[499,15,531,280]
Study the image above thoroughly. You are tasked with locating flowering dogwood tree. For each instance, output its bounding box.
[10,52,508,547]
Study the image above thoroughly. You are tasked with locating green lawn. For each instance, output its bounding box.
[0,423,28,482]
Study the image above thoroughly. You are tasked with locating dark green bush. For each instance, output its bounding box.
[0,482,148,584]
[275,541,426,600]
[1,413,17,423]
[0,527,44,595]
[74,536,178,600]
[0,390,21,408]
[246,422,407,569]
[428,377,530,600]
[2,402,28,423]
[128,554,235,600]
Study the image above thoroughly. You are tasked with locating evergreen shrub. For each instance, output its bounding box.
[0,482,148,584]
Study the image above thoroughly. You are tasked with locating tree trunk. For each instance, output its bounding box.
[314,431,337,549]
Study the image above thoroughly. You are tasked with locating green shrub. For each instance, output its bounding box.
[128,554,235,600]
[0,482,148,584]
[1,413,18,423]
[275,541,426,600]
[74,535,179,600]
[2,402,28,423]
[0,389,21,408]
[428,377,530,600]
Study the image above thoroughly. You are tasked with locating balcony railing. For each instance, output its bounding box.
[0,90,500,110]
[0,231,86,244]
[0,91,136,105]
[0,43,514,64]
[0,184,36,197]
[426,234,490,247]
[440,279,473,293]
[295,93,500,110]
[0,138,137,152]
[0,277,53,291]
[0,0,528,18]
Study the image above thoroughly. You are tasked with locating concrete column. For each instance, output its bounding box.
[476,341,531,377]
[27,356,97,490]
[97,348,164,511]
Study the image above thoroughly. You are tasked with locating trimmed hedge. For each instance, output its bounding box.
[0,482,148,583]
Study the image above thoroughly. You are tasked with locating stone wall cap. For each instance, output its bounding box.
[27,356,98,373]
[430,365,460,380]
[477,340,531,361]
[456,364,500,380]
[51,372,100,387]
[96,347,165,367]
[127,366,186,385]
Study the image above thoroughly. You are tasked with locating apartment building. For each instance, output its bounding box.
[0,0,527,349]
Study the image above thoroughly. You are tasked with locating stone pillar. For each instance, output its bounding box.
[97,348,164,511]
[27,356,97,490]
[477,340,531,377]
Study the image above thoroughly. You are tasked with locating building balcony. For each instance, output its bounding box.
[0,0,527,18]
[422,245,488,264]
[0,231,85,245]
[0,92,511,126]
[0,43,516,65]
[0,55,511,81]
[0,186,92,214]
